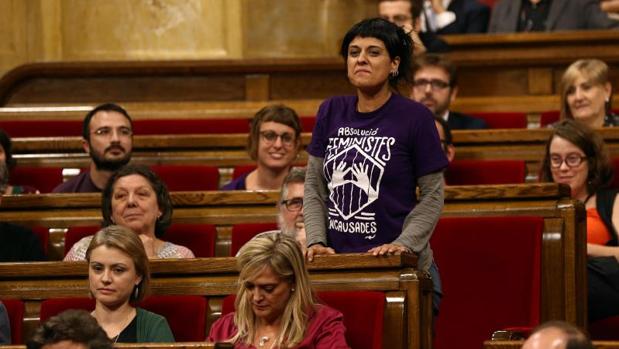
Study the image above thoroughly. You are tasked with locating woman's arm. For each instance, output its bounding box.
[392,171,444,253]
[304,155,335,260]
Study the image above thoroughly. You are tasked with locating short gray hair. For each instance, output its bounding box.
[280,167,306,203]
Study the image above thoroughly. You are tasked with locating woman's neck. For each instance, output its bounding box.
[356,84,392,113]
[248,166,290,191]
[93,302,136,338]
[573,188,590,203]
[578,113,605,129]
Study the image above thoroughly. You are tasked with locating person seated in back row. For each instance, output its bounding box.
[0,129,39,194]
[53,103,133,193]
[222,104,302,191]
[411,54,487,130]
[489,0,619,33]
[522,321,592,349]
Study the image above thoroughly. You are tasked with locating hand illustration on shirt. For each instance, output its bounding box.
[329,161,348,191]
[351,163,378,200]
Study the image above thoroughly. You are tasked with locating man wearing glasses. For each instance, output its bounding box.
[411,54,487,130]
[53,103,134,193]
[277,168,307,251]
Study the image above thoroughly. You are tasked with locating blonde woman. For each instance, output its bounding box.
[208,232,349,348]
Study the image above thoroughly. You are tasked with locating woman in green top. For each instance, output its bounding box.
[86,225,175,343]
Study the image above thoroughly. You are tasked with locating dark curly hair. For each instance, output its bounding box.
[340,17,413,89]
[101,164,172,238]
[540,119,613,195]
[27,309,112,349]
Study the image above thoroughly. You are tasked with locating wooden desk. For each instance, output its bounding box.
[0,184,587,330]
[0,254,428,349]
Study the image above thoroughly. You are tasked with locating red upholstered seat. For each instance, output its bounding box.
[140,295,207,341]
[469,112,528,129]
[222,291,384,349]
[64,226,100,256]
[231,165,256,180]
[300,116,316,132]
[540,111,560,127]
[590,316,619,340]
[230,223,278,256]
[150,165,219,191]
[1,120,83,137]
[444,159,527,185]
[431,216,543,349]
[9,167,63,193]
[163,223,217,257]
[2,299,24,344]
[133,119,250,134]
[40,296,207,342]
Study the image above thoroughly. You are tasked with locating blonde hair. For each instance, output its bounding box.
[86,225,150,302]
[231,232,315,348]
[560,59,612,121]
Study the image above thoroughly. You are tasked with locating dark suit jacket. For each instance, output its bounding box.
[447,111,488,130]
[420,32,450,53]
[489,0,619,32]
[436,0,491,34]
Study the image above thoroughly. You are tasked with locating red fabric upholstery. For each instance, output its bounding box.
[40,296,207,341]
[469,112,528,129]
[133,119,250,134]
[232,165,256,180]
[590,316,619,340]
[64,226,99,256]
[150,165,219,191]
[40,298,95,322]
[9,167,63,193]
[163,224,217,257]
[540,111,560,127]
[317,291,384,349]
[1,121,83,137]
[31,227,50,256]
[230,223,278,256]
[2,299,24,344]
[221,291,384,349]
[300,116,316,132]
[140,295,207,341]
[477,0,498,7]
[431,216,543,349]
[444,159,527,185]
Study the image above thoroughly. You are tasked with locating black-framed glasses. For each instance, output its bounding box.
[260,131,295,146]
[413,79,450,90]
[550,154,587,168]
[281,197,303,212]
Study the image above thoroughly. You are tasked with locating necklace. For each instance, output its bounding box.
[258,336,269,347]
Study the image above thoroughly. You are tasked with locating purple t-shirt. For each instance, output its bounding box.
[307,94,448,252]
[221,172,248,191]
[52,170,101,193]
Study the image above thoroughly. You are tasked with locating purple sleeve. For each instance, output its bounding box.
[307,99,331,158]
[411,107,448,178]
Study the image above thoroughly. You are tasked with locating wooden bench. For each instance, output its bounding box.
[0,345,223,349]
[0,254,430,349]
[0,184,587,331]
[1,31,618,106]
[8,128,619,184]
[485,340,619,349]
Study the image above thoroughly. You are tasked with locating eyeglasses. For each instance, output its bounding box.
[550,154,587,168]
[413,79,450,91]
[281,197,303,212]
[260,131,296,146]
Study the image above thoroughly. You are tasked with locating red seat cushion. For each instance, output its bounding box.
[1,121,83,137]
[230,223,278,256]
[2,299,24,344]
[140,295,207,341]
[163,224,217,258]
[445,159,527,185]
[9,167,63,193]
[133,119,250,134]
[231,165,257,180]
[222,291,384,349]
[150,165,219,191]
[590,316,619,340]
[469,112,528,129]
[64,226,100,256]
[40,298,95,322]
[431,216,543,349]
[540,111,560,127]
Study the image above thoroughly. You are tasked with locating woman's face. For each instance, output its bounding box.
[245,265,293,323]
[566,72,611,124]
[549,136,589,198]
[346,36,399,91]
[257,121,298,171]
[89,245,142,308]
[111,174,161,236]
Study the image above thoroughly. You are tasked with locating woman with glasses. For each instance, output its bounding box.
[304,18,448,316]
[222,105,303,191]
[540,119,619,323]
[560,59,617,128]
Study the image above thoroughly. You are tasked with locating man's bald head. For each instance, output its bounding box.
[522,321,592,349]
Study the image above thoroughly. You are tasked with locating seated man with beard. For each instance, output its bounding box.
[53,103,133,193]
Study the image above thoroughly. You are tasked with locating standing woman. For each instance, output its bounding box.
[560,59,617,128]
[87,225,175,342]
[304,18,448,314]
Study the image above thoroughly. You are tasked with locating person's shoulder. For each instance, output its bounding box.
[208,312,237,342]
[449,111,488,129]
[318,96,356,112]
[221,173,248,191]
[137,307,167,322]
[52,171,91,193]
[160,241,195,258]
